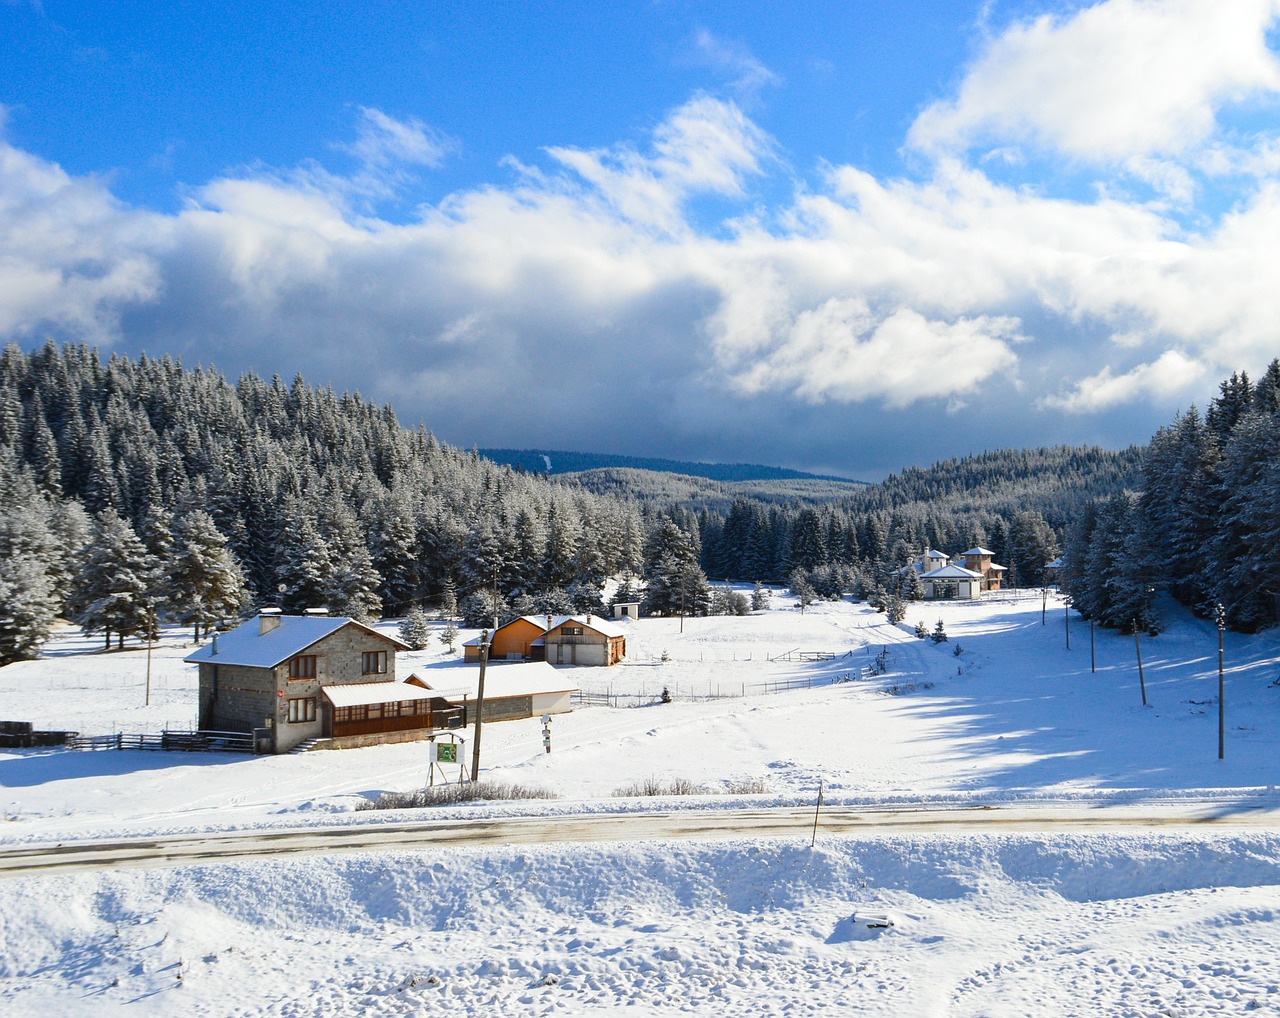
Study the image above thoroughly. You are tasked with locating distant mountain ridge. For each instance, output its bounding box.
[478,448,865,484]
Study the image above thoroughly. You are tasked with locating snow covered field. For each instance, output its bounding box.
[3,591,1280,1015]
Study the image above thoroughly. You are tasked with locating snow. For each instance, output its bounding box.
[3,590,1280,1015]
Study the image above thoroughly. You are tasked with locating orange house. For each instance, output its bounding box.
[463,615,549,663]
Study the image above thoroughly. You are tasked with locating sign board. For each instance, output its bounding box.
[436,743,458,764]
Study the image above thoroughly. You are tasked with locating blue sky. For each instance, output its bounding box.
[4,1,1280,478]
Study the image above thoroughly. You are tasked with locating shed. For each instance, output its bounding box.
[407,661,578,722]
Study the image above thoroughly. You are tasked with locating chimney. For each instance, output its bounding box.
[211,632,219,655]
[303,607,329,616]
[259,608,282,635]
[586,613,592,624]
[546,614,552,632]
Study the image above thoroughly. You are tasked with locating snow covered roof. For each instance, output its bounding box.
[321,682,440,708]
[1046,557,1066,569]
[463,614,626,647]
[926,565,983,579]
[924,549,948,559]
[408,661,578,700]
[960,547,995,557]
[548,615,627,640]
[184,615,407,668]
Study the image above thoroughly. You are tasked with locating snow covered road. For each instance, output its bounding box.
[5,799,1279,877]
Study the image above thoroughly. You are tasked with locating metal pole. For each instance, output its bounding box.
[1064,602,1070,650]
[811,778,823,848]
[1216,603,1226,760]
[1134,623,1147,707]
[471,630,490,781]
[145,603,154,706]
[1090,618,1095,673]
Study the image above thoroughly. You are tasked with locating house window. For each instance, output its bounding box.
[288,655,317,680]
[563,627,583,636]
[287,697,317,724]
[362,650,387,675]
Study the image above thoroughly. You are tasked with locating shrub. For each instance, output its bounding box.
[355,781,555,810]
[613,776,708,797]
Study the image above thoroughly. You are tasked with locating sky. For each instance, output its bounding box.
[3,1,1280,479]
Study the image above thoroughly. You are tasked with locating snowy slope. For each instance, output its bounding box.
[2,591,1280,1015]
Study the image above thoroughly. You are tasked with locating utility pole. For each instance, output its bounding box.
[470,629,490,781]
[1090,618,1095,673]
[1216,603,1226,760]
[1134,621,1147,707]
[145,601,155,707]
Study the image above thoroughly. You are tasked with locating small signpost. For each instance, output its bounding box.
[541,714,552,754]
[426,732,467,786]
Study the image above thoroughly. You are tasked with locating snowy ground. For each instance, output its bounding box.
[3,590,1280,1015]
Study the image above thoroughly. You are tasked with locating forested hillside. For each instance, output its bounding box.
[480,448,860,484]
[0,342,1155,665]
[1061,362,1280,634]
[0,343,650,662]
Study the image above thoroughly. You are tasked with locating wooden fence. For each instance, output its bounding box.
[67,729,256,754]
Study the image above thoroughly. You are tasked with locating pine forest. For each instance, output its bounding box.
[0,340,1275,664]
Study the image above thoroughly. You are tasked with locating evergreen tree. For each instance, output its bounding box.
[0,557,58,665]
[750,580,770,612]
[1008,509,1059,588]
[162,509,248,640]
[439,577,458,620]
[642,520,709,617]
[399,606,431,650]
[71,508,157,648]
[274,505,334,613]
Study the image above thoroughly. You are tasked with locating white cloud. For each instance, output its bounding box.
[0,138,163,342]
[1039,349,1208,411]
[909,0,1280,163]
[340,107,457,170]
[690,29,782,98]
[545,95,771,234]
[4,74,1280,467]
[724,300,1024,408]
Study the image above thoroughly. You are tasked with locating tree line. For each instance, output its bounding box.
[1060,361,1280,634]
[0,342,1144,664]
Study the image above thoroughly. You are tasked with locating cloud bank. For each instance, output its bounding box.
[3,1,1280,475]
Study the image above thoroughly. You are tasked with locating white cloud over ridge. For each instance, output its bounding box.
[910,0,1280,163]
[3,2,1280,471]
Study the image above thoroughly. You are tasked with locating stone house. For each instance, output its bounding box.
[186,610,412,753]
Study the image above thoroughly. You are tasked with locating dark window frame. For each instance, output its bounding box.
[288,655,317,680]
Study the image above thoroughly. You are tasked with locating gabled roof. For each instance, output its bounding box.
[925,565,983,579]
[408,661,578,699]
[546,615,627,640]
[184,615,408,669]
[960,547,995,557]
[463,613,626,646]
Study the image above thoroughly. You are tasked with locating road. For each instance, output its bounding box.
[3,800,1278,878]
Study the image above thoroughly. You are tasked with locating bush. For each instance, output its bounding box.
[355,780,555,810]
[914,620,929,639]
[613,776,708,797]
[724,777,770,795]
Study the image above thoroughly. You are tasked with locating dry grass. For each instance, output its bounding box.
[355,780,556,810]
